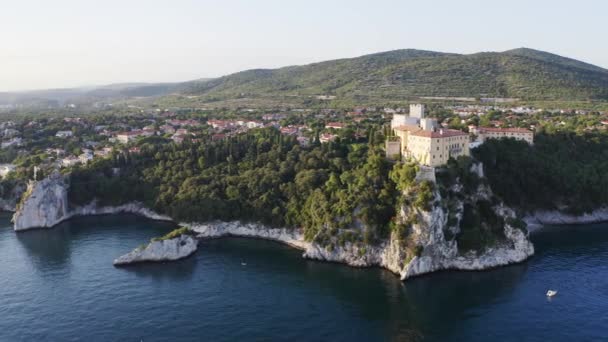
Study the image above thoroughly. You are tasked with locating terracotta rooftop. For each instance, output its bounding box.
[410,129,468,138]
[393,124,422,133]
[478,127,533,133]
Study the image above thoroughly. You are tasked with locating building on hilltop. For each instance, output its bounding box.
[470,126,534,145]
[387,104,470,167]
[391,104,428,128]
[407,129,469,167]
[409,104,425,119]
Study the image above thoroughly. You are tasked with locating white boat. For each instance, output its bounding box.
[546,290,558,297]
[241,262,247,266]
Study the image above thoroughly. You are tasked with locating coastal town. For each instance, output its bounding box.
[0,100,604,180]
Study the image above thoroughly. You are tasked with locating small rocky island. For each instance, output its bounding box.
[113,227,198,266]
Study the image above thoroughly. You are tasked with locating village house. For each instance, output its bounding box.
[319,133,338,143]
[167,119,201,127]
[470,126,534,145]
[280,126,298,135]
[94,147,113,158]
[116,130,152,144]
[78,152,94,164]
[61,156,81,168]
[160,125,176,134]
[172,131,196,143]
[55,130,73,138]
[207,120,234,130]
[143,125,156,134]
[46,148,66,156]
[246,120,264,129]
[325,122,345,130]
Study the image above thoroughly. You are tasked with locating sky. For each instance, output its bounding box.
[1,0,607,92]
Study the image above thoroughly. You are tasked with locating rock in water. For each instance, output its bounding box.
[113,235,198,266]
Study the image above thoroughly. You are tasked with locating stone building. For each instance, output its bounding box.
[471,127,534,145]
[387,104,470,167]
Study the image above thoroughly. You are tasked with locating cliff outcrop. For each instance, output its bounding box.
[12,172,535,280]
[13,173,171,231]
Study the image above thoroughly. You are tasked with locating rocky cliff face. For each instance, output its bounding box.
[301,185,534,280]
[12,173,171,231]
[189,186,535,281]
[397,199,533,279]
[9,173,534,280]
[113,235,198,266]
[13,173,69,230]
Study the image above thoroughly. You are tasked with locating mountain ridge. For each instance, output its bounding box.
[180,47,608,102]
[3,48,608,107]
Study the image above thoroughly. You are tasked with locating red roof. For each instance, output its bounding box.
[393,124,421,133]
[410,129,468,138]
[478,127,532,133]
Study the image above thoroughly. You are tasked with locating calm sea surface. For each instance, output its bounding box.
[1,213,607,341]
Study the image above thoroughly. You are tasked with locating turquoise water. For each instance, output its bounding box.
[1,213,607,341]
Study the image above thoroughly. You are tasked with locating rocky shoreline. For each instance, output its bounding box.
[11,172,604,280]
[10,173,534,279]
[525,208,608,232]
[188,215,534,280]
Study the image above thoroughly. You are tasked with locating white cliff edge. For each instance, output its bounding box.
[113,234,198,266]
[14,174,535,280]
[189,200,534,281]
[13,173,171,231]
[524,208,608,232]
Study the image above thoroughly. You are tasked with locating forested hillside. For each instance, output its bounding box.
[181,48,608,101]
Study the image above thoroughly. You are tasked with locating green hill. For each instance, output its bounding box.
[181,48,608,102]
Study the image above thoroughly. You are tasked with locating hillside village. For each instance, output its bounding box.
[0,101,605,181]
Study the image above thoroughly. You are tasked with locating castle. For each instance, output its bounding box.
[386,104,470,167]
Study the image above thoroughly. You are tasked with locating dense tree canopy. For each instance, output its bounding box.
[69,128,399,246]
[473,132,608,214]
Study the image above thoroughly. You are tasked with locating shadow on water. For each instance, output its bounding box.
[199,237,529,341]
[15,225,75,269]
[14,214,177,272]
[118,254,199,281]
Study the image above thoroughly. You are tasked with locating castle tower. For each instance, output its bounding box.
[409,104,425,119]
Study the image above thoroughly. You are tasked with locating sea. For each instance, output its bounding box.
[1,213,607,341]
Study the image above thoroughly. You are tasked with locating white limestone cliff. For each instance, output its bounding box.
[13,173,69,230]
[13,173,171,231]
[113,235,198,266]
[9,173,535,280]
[524,208,608,231]
[188,190,534,281]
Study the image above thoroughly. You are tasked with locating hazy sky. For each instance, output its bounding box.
[2,0,607,92]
